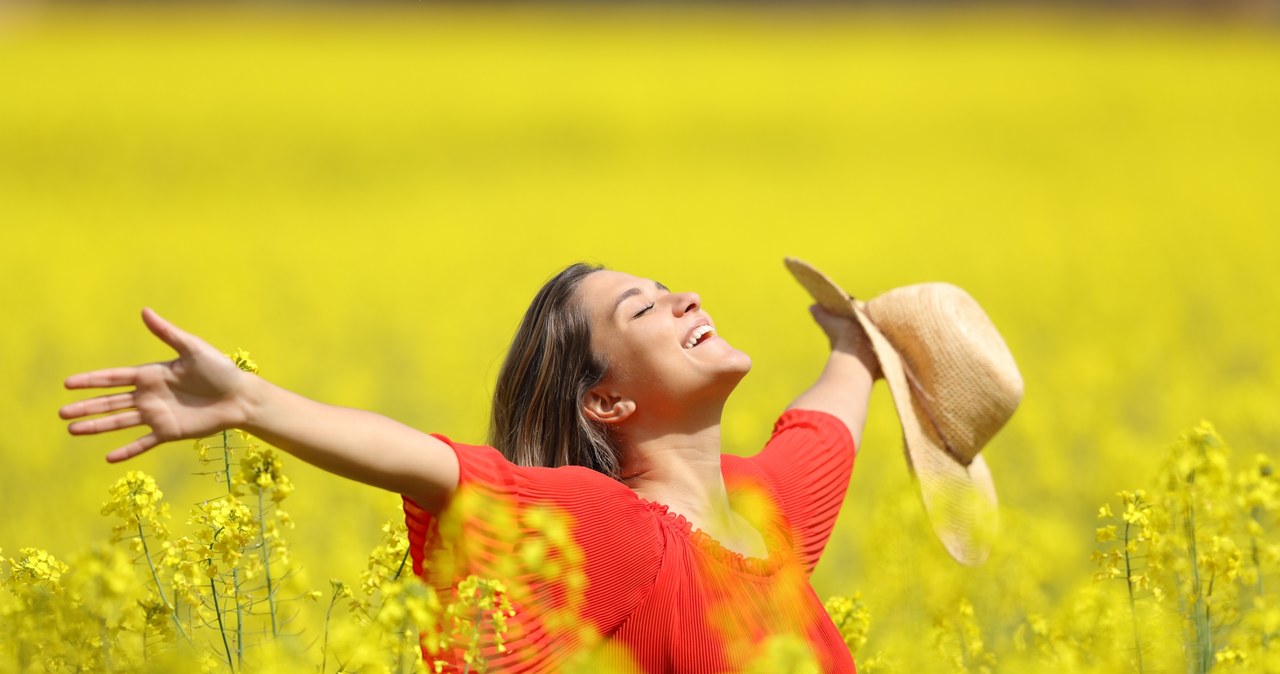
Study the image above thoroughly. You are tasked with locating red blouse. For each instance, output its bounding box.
[402,408,858,673]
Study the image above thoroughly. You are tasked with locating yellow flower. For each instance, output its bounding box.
[191,495,258,573]
[225,348,259,374]
[4,548,71,594]
[824,593,872,655]
[100,471,171,542]
[238,445,294,501]
[361,518,411,597]
[1215,647,1248,664]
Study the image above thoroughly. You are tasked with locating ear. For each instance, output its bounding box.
[582,387,636,426]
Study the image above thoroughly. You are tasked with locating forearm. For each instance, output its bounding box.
[238,375,459,514]
[787,338,876,448]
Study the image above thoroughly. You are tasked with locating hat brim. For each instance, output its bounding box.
[783,257,998,566]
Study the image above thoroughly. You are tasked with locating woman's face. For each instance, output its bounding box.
[576,269,752,422]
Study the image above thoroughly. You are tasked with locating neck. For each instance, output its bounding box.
[618,402,737,532]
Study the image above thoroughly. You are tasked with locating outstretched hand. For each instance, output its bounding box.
[59,308,253,463]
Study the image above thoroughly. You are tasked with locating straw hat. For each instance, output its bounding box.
[784,257,1023,566]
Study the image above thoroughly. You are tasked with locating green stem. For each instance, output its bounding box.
[210,566,236,674]
[321,590,341,674]
[393,546,409,582]
[100,617,111,671]
[370,547,413,625]
[1184,499,1211,674]
[1123,518,1145,674]
[222,432,233,489]
[258,488,278,637]
[222,430,244,667]
[1255,540,1269,648]
[136,522,191,644]
[472,600,486,674]
[396,613,408,674]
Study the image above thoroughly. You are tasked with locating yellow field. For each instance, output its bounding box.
[2,4,1279,672]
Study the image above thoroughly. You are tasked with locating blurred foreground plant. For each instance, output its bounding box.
[1088,422,1280,674]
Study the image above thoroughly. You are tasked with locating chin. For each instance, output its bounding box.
[717,348,752,382]
[725,343,752,372]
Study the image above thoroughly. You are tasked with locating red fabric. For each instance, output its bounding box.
[403,408,858,673]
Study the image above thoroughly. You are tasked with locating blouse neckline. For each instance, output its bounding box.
[636,495,786,577]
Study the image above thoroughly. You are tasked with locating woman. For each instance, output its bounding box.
[60,262,880,673]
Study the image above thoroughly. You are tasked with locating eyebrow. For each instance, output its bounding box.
[613,281,669,316]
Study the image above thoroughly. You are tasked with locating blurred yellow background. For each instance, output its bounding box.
[2,3,1278,669]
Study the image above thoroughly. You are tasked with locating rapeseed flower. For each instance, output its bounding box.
[101,471,172,549]
[823,593,872,656]
[932,597,996,674]
[238,445,294,500]
[5,547,69,592]
[226,348,259,374]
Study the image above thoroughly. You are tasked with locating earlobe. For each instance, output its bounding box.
[582,389,636,425]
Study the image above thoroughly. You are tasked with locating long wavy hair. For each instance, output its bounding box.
[488,262,622,479]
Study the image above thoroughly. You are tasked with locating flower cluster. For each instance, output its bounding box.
[1085,421,1280,673]
[101,470,172,552]
[0,546,165,671]
[438,576,516,673]
[823,592,872,656]
[4,547,70,592]
[932,597,996,674]
[191,495,258,576]
[238,445,294,501]
[1093,490,1165,599]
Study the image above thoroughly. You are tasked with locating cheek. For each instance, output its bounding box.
[593,331,641,385]
[609,334,672,387]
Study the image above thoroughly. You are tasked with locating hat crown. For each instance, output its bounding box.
[866,283,1023,464]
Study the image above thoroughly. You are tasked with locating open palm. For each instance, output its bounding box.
[60,308,251,463]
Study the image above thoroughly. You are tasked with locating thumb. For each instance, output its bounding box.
[141,307,194,356]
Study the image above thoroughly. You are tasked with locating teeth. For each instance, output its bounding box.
[684,325,714,349]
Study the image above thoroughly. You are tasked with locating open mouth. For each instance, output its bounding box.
[683,324,715,349]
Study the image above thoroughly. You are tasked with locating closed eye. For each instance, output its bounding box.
[632,303,655,319]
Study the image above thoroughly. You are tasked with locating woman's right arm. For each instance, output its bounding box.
[60,308,459,515]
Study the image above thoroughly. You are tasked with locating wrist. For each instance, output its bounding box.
[833,333,882,381]
[235,372,269,432]
[831,330,864,355]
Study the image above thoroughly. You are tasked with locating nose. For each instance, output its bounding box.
[672,291,701,316]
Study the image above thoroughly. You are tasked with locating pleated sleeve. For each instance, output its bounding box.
[402,434,663,673]
[745,408,857,577]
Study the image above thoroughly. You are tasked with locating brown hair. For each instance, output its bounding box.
[488,262,622,479]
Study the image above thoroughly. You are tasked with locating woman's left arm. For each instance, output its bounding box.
[785,305,881,449]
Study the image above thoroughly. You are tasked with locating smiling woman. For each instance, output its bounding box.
[61,261,880,673]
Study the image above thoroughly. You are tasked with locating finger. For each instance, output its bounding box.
[106,433,160,463]
[810,303,853,323]
[64,367,140,390]
[59,391,135,420]
[68,410,143,436]
[141,307,197,356]
[809,304,837,323]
